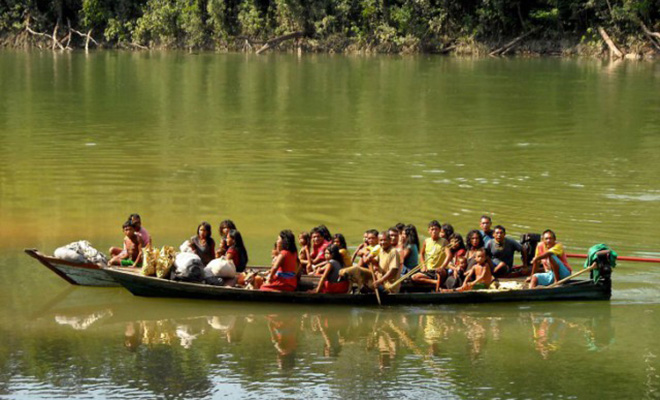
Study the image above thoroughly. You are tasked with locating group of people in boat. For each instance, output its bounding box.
[109,214,574,293]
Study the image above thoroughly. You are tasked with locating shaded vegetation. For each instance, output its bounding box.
[1,1,659,55]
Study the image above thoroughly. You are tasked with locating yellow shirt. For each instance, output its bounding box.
[378,247,402,293]
[339,248,352,268]
[423,237,448,269]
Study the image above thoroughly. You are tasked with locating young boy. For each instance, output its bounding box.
[411,220,449,287]
[459,248,495,291]
[109,221,144,267]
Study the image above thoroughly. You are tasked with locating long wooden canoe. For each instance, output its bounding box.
[104,267,611,306]
[25,248,120,287]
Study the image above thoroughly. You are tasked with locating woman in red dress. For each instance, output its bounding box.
[260,230,300,292]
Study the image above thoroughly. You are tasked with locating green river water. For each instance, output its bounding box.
[1,51,660,399]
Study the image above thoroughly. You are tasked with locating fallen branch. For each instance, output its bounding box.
[597,26,624,59]
[127,42,149,50]
[25,25,64,50]
[638,20,660,51]
[256,31,302,55]
[489,28,538,56]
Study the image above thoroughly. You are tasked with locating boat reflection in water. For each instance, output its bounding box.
[28,287,622,398]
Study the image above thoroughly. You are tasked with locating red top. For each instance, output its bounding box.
[310,240,330,262]
[277,250,298,275]
[226,247,240,267]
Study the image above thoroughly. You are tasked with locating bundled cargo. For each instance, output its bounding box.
[141,246,177,278]
[54,241,108,266]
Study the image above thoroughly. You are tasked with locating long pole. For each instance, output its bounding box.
[566,253,660,263]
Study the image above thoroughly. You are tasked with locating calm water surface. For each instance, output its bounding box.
[1,51,660,399]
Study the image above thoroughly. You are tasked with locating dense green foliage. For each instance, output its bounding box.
[1,0,659,53]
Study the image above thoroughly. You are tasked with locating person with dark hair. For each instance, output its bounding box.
[226,229,248,273]
[317,225,333,242]
[298,231,312,273]
[399,224,420,275]
[313,244,350,294]
[395,223,405,234]
[309,227,331,273]
[484,225,526,277]
[479,215,494,244]
[373,231,402,293]
[440,224,454,240]
[261,230,299,292]
[466,229,489,269]
[356,229,380,269]
[216,220,237,258]
[129,213,151,247]
[189,221,216,265]
[333,233,353,268]
[352,230,370,264]
[412,220,450,287]
[109,220,144,267]
[528,230,572,288]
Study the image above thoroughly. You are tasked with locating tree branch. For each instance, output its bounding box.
[256,31,303,55]
[597,26,624,58]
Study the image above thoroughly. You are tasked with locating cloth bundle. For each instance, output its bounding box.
[54,241,108,266]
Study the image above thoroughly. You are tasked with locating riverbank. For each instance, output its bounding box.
[2,31,658,60]
[2,0,658,59]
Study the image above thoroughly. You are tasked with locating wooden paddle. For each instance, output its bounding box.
[546,263,597,288]
[567,253,660,263]
[385,264,421,292]
[369,263,382,306]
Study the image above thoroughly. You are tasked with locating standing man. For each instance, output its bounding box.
[485,225,527,277]
[479,215,494,245]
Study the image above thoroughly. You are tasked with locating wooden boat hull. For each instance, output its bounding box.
[104,268,612,306]
[25,249,120,287]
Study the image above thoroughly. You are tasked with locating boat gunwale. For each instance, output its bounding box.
[104,267,611,306]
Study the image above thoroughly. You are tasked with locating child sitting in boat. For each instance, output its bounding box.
[312,245,350,294]
[298,231,311,273]
[109,220,144,267]
[261,230,300,292]
[445,248,494,291]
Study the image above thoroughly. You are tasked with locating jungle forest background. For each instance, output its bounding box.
[1,0,659,56]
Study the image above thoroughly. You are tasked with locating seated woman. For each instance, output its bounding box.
[188,222,216,265]
[225,229,248,273]
[333,233,353,269]
[261,230,300,292]
[466,229,491,270]
[528,229,572,288]
[312,244,350,294]
[399,224,420,276]
[215,219,237,258]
